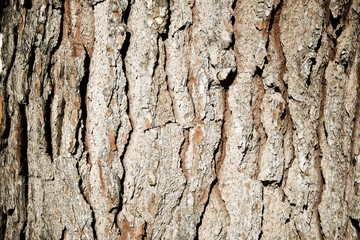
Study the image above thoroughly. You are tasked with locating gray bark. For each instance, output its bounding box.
[0,0,359,239]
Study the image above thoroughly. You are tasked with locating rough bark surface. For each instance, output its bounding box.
[0,0,359,239]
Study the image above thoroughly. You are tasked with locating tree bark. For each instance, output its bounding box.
[0,0,359,239]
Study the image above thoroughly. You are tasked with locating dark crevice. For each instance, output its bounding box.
[120,33,131,72]
[323,122,328,139]
[258,189,264,240]
[79,49,90,156]
[23,0,32,9]
[0,94,11,149]
[306,78,311,87]
[314,34,322,54]
[122,0,131,24]
[320,168,325,185]
[159,0,171,40]
[19,104,28,240]
[231,0,236,13]
[49,0,64,58]
[253,66,264,78]
[228,0,236,51]
[194,179,218,240]
[141,221,148,240]
[350,217,360,234]
[7,209,14,216]
[306,57,316,87]
[280,109,287,121]
[329,13,342,38]
[318,212,324,238]
[20,219,27,240]
[91,0,106,7]
[19,104,28,196]
[213,127,223,175]
[60,227,67,240]
[0,212,7,239]
[220,69,237,90]
[44,91,53,160]
[266,0,283,49]
[3,26,18,93]
[261,180,277,187]
[90,209,97,238]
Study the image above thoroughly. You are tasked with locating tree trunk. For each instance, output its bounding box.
[0,0,359,239]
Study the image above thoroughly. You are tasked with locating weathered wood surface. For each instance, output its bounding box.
[0,0,359,239]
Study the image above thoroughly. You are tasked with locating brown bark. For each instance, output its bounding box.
[0,0,359,239]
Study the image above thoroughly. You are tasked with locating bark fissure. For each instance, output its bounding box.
[90,207,97,239]
[315,60,327,197]
[19,103,28,195]
[258,188,265,240]
[116,4,133,217]
[60,227,67,240]
[159,0,171,41]
[18,103,28,239]
[350,217,360,234]
[44,91,53,160]
[20,219,26,240]
[3,26,18,89]
[79,50,90,157]
[194,179,218,240]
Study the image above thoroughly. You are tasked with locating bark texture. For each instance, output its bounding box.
[0,0,360,239]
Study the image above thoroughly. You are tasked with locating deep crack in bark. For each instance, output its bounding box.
[194,179,218,240]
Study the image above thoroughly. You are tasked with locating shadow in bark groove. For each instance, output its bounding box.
[79,49,90,155]
[350,217,360,235]
[0,212,7,240]
[44,91,53,160]
[60,227,67,240]
[194,179,218,240]
[220,69,236,90]
[19,103,28,240]
[20,219,27,240]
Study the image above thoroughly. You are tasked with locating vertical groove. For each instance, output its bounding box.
[116,0,132,226]
[80,49,90,161]
[18,103,28,239]
[194,179,218,240]
[44,91,53,160]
